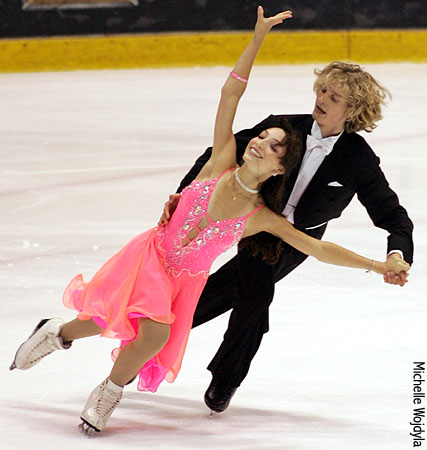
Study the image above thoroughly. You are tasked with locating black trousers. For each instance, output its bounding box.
[191,225,326,387]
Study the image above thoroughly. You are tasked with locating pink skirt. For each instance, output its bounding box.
[63,227,207,392]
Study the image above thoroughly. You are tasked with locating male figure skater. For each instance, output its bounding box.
[161,61,414,413]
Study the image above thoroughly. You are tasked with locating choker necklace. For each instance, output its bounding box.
[234,167,259,196]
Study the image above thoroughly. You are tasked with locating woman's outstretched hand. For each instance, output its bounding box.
[254,6,292,37]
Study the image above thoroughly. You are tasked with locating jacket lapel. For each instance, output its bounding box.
[305,130,349,188]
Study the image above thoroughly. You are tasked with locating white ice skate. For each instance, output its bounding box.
[79,378,123,436]
[10,318,72,370]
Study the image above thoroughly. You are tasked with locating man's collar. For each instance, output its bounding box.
[311,120,344,141]
[307,121,344,155]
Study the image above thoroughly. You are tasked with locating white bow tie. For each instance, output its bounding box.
[306,134,332,156]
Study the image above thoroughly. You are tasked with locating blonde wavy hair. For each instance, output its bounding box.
[313,61,391,133]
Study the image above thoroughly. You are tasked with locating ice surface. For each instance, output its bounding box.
[1,64,426,449]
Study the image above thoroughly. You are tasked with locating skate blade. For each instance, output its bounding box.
[78,421,100,437]
[9,318,51,371]
[9,342,26,370]
[208,410,221,419]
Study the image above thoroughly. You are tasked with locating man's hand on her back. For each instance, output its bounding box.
[158,194,181,226]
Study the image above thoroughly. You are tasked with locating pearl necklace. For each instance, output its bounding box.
[234,167,259,195]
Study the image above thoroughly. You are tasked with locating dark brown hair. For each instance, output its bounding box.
[239,117,302,264]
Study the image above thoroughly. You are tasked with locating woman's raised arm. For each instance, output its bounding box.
[201,7,292,176]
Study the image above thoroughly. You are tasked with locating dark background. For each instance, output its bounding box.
[0,0,425,38]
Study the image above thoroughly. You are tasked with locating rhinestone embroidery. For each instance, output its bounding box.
[156,170,262,278]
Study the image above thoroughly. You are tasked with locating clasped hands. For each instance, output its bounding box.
[384,252,410,287]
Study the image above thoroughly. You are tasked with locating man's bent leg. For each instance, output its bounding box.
[204,226,326,412]
[206,247,275,385]
[192,254,240,328]
[204,246,275,412]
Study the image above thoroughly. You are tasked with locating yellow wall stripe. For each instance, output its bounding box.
[0,29,426,73]
[349,30,427,62]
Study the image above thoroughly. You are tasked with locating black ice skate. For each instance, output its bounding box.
[204,377,237,413]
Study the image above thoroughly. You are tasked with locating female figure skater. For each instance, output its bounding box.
[10,7,409,436]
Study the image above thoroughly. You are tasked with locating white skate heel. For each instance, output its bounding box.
[79,378,123,436]
[10,318,72,370]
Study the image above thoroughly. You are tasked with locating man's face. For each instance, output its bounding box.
[312,80,350,136]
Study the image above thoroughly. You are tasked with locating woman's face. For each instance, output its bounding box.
[243,127,286,175]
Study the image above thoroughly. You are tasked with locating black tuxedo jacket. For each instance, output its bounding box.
[178,114,414,265]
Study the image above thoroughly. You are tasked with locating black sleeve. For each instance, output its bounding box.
[355,140,414,264]
[176,115,277,193]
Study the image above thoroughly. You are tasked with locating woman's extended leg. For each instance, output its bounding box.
[60,318,103,342]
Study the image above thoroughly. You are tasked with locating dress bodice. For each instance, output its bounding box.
[156,168,263,278]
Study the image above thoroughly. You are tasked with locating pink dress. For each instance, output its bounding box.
[63,168,263,392]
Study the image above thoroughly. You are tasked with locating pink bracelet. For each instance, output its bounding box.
[230,71,248,84]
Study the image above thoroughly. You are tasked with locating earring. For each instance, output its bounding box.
[272,170,278,176]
